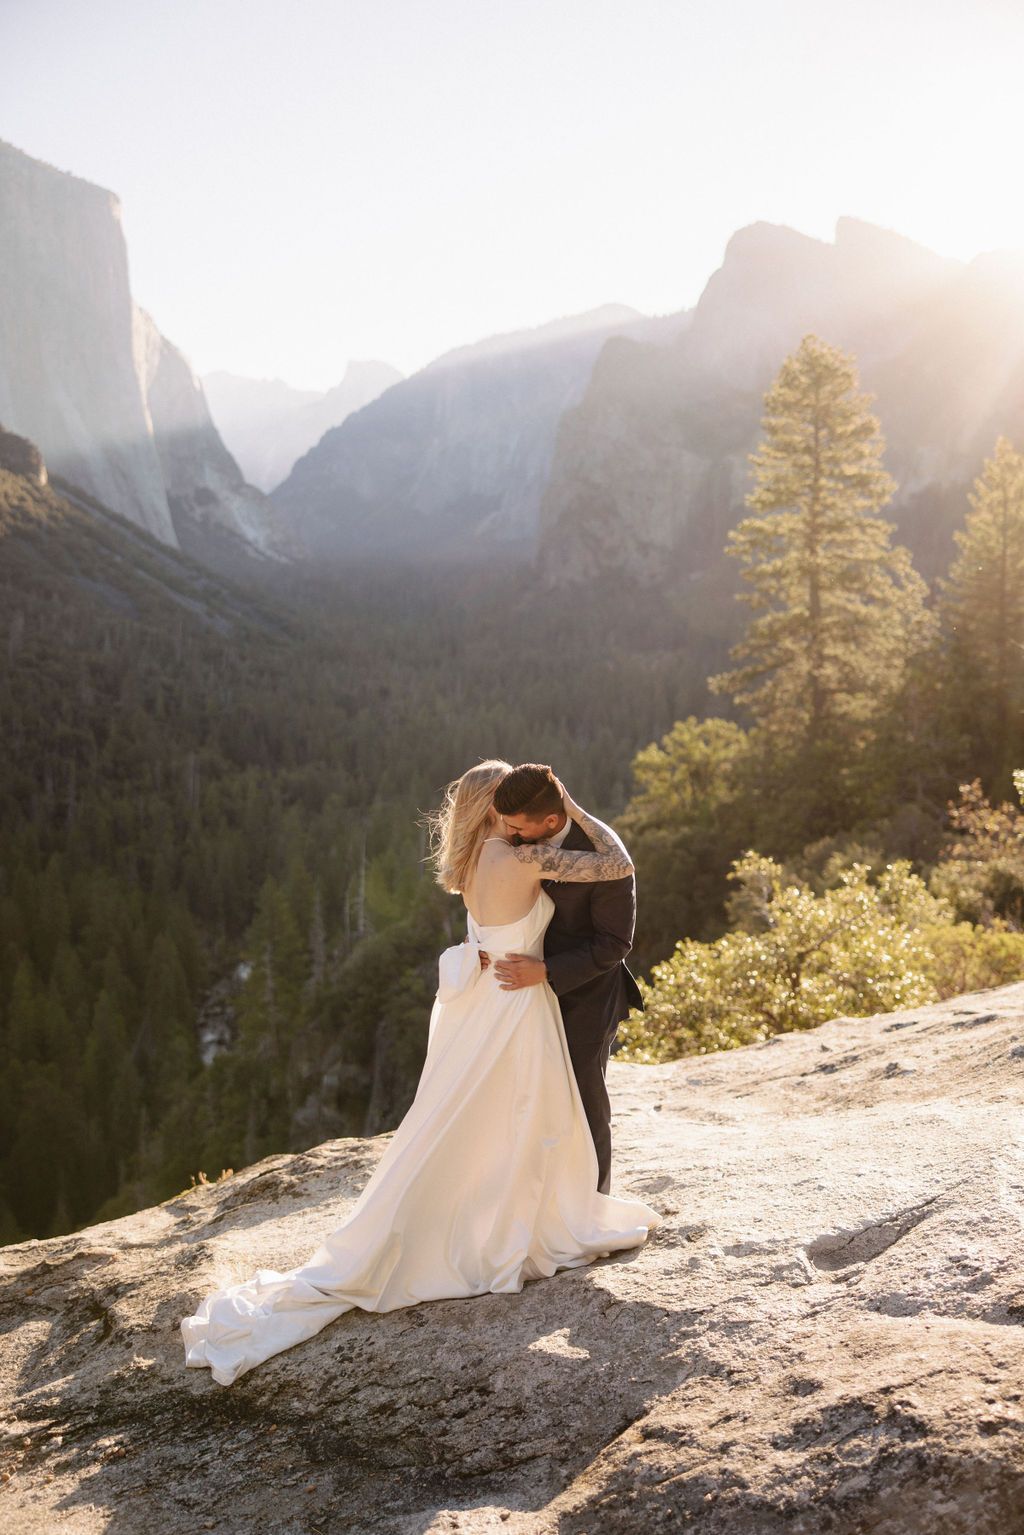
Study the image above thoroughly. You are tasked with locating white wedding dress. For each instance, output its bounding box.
[181,889,659,1386]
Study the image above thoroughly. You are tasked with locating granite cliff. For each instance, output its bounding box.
[4,981,1024,1533]
[270,306,690,563]
[203,362,404,493]
[8,142,1020,591]
[538,220,1024,586]
[0,140,281,567]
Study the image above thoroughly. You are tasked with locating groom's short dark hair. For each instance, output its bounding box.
[493,763,564,819]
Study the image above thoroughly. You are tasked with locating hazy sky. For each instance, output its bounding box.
[2,0,1023,388]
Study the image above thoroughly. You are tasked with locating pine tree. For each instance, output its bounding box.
[617,716,757,961]
[232,876,311,1159]
[711,334,927,840]
[940,437,1024,795]
[137,933,197,1115]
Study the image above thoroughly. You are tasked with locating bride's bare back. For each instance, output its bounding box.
[463,837,543,926]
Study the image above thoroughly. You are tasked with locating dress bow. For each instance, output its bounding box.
[436,939,481,1003]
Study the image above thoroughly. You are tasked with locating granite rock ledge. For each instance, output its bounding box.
[4,983,1024,1533]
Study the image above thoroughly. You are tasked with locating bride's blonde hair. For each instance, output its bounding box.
[428,758,512,894]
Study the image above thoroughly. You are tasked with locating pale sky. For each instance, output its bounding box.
[2,0,1023,389]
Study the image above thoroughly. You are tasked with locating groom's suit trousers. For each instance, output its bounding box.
[541,819,643,1195]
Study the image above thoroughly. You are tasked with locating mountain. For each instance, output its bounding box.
[131,307,283,568]
[270,304,691,562]
[4,981,1024,1531]
[0,139,282,569]
[538,219,1024,585]
[8,141,1021,590]
[202,360,403,492]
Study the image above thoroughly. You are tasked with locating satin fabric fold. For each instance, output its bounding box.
[181,891,659,1386]
[436,937,481,1003]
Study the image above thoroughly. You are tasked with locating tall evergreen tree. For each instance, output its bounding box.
[711,334,928,840]
[940,437,1024,795]
[616,716,757,963]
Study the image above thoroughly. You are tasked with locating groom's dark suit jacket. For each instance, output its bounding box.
[541,817,643,1035]
[540,817,642,1192]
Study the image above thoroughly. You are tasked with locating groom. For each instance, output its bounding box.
[490,763,643,1195]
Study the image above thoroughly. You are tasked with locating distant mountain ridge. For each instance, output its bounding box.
[269,218,1024,581]
[423,304,644,368]
[203,361,404,492]
[537,218,1024,585]
[270,304,691,561]
[0,139,282,570]
[6,133,1024,588]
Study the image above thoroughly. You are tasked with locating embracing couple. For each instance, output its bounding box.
[479,760,644,1196]
[182,760,658,1387]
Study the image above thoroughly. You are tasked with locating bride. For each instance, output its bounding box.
[181,759,659,1386]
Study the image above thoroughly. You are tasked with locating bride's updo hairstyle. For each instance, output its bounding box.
[429,759,513,894]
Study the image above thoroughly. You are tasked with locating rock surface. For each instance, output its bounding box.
[4,983,1024,1532]
[0,427,46,484]
[0,139,281,566]
[131,307,283,564]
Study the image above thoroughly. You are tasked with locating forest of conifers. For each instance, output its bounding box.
[4,334,1024,1243]
[0,460,712,1242]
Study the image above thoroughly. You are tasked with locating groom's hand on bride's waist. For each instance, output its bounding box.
[494,953,547,990]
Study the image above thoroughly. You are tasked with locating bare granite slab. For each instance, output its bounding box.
[4,982,1024,1532]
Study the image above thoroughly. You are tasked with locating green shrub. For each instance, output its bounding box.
[929,776,1024,928]
[618,854,944,1063]
[921,921,1024,999]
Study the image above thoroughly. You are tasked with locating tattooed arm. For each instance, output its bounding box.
[509,791,634,882]
[493,791,635,992]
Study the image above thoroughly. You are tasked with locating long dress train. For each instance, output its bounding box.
[180,890,659,1386]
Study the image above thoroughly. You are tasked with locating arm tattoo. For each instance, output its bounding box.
[510,807,634,881]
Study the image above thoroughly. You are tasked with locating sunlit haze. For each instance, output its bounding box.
[3,0,1023,388]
